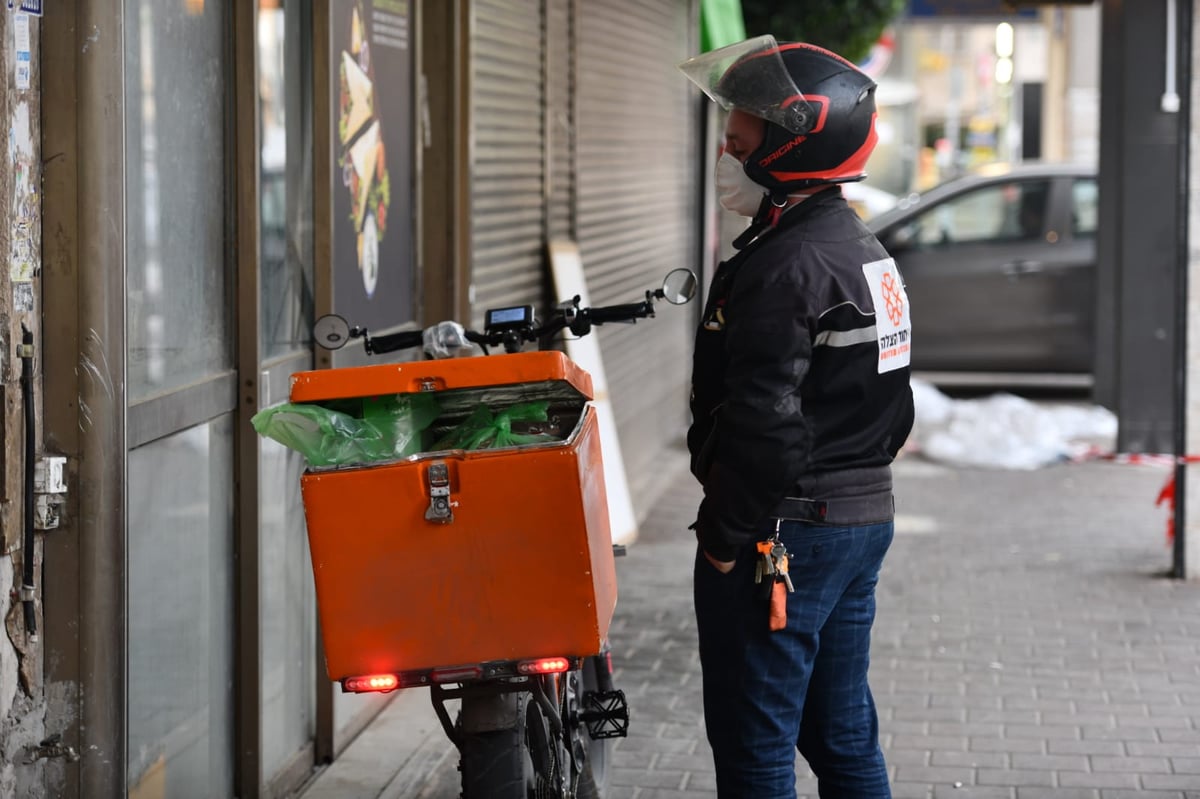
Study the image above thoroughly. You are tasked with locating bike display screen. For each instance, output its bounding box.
[486,305,535,332]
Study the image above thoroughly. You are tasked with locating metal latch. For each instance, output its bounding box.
[425,461,454,523]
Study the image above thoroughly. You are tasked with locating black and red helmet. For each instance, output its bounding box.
[680,36,879,194]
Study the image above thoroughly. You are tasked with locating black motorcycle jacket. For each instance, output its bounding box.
[688,186,915,562]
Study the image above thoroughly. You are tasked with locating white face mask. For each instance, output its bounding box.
[714,152,767,217]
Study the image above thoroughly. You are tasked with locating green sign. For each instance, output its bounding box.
[701,0,746,52]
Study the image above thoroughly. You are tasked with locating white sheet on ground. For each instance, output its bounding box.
[907,379,1118,470]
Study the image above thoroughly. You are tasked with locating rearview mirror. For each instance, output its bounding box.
[313,314,352,350]
[660,269,697,305]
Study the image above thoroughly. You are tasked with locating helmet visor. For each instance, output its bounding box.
[678,35,815,135]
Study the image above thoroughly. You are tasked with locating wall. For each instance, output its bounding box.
[1185,2,1200,580]
[0,5,46,797]
[1064,5,1100,166]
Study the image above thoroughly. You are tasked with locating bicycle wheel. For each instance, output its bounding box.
[575,764,601,799]
[457,691,536,799]
[458,687,567,799]
[575,659,611,797]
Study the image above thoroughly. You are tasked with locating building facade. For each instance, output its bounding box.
[0,1,702,796]
[9,2,1196,797]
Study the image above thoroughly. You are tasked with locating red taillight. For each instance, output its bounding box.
[431,665,484,683]
[343,674,399,693]
[517,657,570,676]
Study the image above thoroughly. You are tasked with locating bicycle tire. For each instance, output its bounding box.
[575,765,601,799]
[458,668,611,799]
[458,692,536,799]
[578,659,612,796]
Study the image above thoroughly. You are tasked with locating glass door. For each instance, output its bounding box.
[124,0,237,795]
[257,0,319,785]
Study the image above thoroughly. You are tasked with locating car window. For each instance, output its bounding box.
[1071,178,1098,238]
[896,180,1052,249]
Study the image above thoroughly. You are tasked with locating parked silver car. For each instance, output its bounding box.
[868,163,1098,378]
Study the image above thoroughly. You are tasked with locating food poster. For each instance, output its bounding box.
[331,0,414,330]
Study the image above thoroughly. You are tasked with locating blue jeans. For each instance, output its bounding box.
[694,519,894,799]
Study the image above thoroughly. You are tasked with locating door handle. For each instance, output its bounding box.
[1002,260,1044,277]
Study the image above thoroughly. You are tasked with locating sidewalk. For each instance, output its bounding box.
[298,447,1200,798]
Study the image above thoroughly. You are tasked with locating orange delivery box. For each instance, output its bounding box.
[288,350,617,683]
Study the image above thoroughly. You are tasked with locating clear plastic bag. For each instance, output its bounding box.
[251,393,441,467]
[423,320,477,359]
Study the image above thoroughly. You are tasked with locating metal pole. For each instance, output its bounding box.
[1172,0,1192,578]
[233,1,263,793]
[76,0,129,790]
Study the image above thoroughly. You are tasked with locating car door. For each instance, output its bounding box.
[877,177,1068,372]
[1038,175,1097,373]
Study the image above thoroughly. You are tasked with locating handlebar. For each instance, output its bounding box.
[363,328,425,355]
[585,301,655,327]
[315,268,696,358]
[465,295,655,355]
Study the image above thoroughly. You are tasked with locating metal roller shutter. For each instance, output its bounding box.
[546,0,573,241]
[469,0,546,327]
[576,0,698,514]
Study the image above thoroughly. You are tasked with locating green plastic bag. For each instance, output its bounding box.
[431,401,560,451]
[362,394,442,457]
[251,393,440,467]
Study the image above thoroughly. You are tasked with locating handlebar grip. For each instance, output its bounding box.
[587,302,653,325]
[366,328,425,355]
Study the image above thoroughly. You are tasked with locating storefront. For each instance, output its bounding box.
[16,0,700,796]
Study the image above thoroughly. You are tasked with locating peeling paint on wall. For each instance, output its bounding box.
[2,6,46,791]
[8,100,38,288]
[0,560,17,723]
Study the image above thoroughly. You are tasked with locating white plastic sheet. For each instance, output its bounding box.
[907,379,1118,470]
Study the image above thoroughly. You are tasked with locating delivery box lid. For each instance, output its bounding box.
[289,350,594,404]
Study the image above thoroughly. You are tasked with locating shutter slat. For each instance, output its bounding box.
[470,0,546,327]
[577,0,697,514]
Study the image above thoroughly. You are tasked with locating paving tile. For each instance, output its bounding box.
[976,768,1054,787]
[931,750,1007,769]
[890,782,935,799]
[894,764,977,785]
[1143,775,1200,791]
[933,787,1012,799]
[1008,753,1089,771]
[1090,754,1172,773]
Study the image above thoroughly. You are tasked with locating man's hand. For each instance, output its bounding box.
[704,550,736,574]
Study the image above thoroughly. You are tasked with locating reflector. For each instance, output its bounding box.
[431,665,484,683]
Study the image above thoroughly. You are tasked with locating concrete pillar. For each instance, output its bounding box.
[1184,1,1200,579]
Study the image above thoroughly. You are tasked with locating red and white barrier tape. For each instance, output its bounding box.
[1069,450,1200,544]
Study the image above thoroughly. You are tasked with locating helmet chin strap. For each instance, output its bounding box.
[732,195,774,250]
[731,190,792,250]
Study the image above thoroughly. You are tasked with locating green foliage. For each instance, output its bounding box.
[741,0,906,63]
